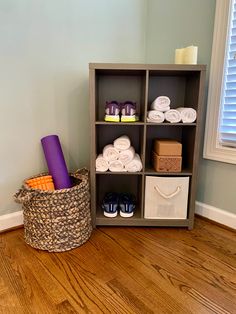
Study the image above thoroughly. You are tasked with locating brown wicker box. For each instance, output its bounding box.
[152,151,182,172]
[154,139,182,156]
[14,168,92,252]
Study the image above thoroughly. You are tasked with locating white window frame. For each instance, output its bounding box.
[204,0,236,164]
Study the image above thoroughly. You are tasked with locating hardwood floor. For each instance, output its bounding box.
[0,217,235,314]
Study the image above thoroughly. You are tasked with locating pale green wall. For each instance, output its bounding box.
[1,0,235,217]
[146,0,236,215]
[198,160,236,214]
[0,0,147,215]
[146,0,215,65]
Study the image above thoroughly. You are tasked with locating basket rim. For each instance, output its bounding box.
[22,169,88,195]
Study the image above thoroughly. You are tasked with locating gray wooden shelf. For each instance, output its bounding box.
[96,171,143,175]
[89,63,206,71]
[89,63,206,230]
[96,219,190,227]
[96,212,190,227]
[96,169,192,176]
[95,207,189,227]
[95,121,145,125]
[96,206,141,224]
[146,122,197,126]
[144,168,192,176]
[95,121,197,126]
[96,217,190,227]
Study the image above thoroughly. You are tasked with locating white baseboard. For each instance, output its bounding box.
[195,201,236,230]
[0,211,23,232]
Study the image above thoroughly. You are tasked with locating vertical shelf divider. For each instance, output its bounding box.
[140,69,149,218]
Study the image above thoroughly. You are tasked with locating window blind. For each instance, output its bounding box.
[220,0,236,147]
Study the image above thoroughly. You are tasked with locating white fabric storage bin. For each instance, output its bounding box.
[144,176,189,219]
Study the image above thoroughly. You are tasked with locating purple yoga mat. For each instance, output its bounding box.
[41,135,72,189]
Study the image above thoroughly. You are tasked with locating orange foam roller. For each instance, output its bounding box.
[26,175,55,191]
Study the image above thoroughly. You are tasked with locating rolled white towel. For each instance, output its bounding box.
[165,109,181,123]
[125,154,142,172]
[151,96,170,112]
[113,135,131,151]
[176,107,197,123]
[147,110,165,123]
[103,144,119,162]
[96,154,109,172]
[118,146,135,165]
[109,160,126,172]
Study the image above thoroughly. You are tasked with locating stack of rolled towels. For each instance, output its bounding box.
[96,135,142,172]
[147,96,197,123]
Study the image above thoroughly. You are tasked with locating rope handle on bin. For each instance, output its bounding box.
[14,188,36,204]
[154,185,181,199]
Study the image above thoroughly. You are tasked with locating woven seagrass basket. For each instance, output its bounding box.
[14,168,92,252]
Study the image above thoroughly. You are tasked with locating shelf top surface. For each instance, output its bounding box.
[145,168,192,176]
[89,63,206,72]
[95,121,145,126]
[96,171,143,175]
[95,121,196,126]
[95,169,192,176]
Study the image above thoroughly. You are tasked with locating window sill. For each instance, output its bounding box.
[204,141,236,164]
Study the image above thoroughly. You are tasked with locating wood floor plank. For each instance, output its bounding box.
[21,235,139,313]
[108,227,236,298]
[104,227,236,311]
[95,228,224,314]
[0,217,235,314]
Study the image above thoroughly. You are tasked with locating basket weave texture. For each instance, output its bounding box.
[14,168,92,252]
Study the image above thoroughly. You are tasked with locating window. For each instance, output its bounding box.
[204,0,236,164]
[220,0,236,147]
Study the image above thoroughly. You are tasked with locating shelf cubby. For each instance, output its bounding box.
[148,69,201,111]
[95,124,144,161]
[145,125,196,173]
[95,174,143,225]
[95,69,147,122]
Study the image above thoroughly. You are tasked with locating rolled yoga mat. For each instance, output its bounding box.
[41,135,72,189]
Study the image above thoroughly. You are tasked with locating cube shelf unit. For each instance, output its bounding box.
[89,63,206,230]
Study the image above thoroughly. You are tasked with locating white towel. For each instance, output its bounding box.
[176,107,197,123]
[103,144,119,162]
[96,154,109,172]
[165,109,181,123]
[125,154,142,172]
[118,146,135,165]
[147,110,165,123]
[113,135,131,151]
[151,96,171,112]
[109,160,126,172]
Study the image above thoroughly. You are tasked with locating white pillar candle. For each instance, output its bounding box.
[183,46,198,64]
[175,48,184,64]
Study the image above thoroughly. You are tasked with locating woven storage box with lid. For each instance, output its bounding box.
[14,168,92,252]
